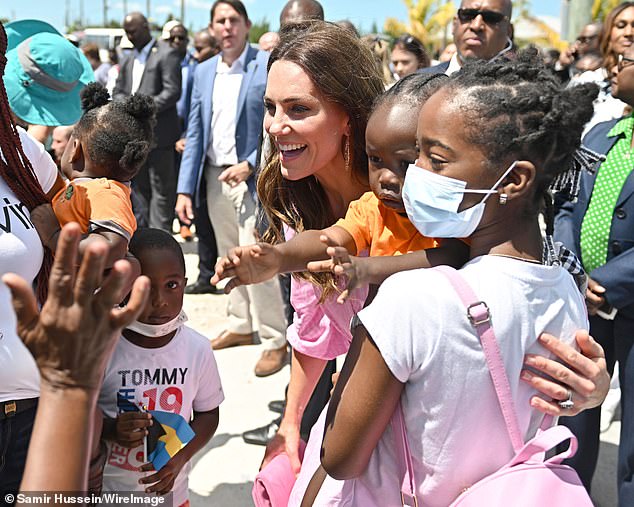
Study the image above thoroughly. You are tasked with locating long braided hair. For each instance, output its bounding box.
[0,24,53,303]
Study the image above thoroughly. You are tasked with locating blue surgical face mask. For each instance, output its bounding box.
[402,161,517,238]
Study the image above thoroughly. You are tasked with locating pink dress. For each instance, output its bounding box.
[282,226,368,506]
[283,226,368,360]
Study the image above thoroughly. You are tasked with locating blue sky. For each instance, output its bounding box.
[3,0,561,34]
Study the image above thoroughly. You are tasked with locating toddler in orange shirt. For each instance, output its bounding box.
[35,83,155,268]
[215,74,469,302]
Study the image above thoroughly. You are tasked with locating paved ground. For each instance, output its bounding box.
[178,238,620,507]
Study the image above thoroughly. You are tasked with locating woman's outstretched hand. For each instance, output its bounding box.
[521,330,610,417]
[2,222,150,392]
[212,243,283,293]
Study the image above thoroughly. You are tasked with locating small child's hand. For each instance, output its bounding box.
[115,412,152,448]
[212,243,282,292]
[307,235,367,304]
[30,203,61,251]
[139,451,187,495]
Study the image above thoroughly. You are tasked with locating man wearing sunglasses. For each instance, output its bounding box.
[422,0,512,75]
[556,22,603,83]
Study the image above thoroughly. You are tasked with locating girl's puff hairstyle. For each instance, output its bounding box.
[257,21,384,299]
[74,82,156,182]
[0,23,52,303]
[439,49,599,236]
[600,2,634,73]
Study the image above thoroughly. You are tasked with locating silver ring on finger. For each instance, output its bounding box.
[558,389,575,410]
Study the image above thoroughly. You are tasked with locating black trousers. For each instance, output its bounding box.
[193,176,219,284]
[131,146,176,233]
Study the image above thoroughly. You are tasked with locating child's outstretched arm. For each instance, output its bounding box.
[78,230,129,270]
[212,225,356,292]
[138,408,220,495]
[32,204,129,270]
[308,239,470,302]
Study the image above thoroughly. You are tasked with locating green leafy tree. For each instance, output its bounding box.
[513,0,567,50]
[384,0,455,51]
[592,0,621,20]
[249,18,271,43]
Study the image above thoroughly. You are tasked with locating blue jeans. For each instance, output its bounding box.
[0,403,38,498]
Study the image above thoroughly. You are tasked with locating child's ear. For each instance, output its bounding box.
[68,137,83,164]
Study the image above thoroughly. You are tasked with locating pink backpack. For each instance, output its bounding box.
[392,266,594,507]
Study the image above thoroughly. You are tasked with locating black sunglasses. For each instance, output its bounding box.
[577,35,598,44]
[169,35,187,42]
[457,8,508,26]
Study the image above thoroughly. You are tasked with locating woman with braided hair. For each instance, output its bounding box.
[316,51,604,506]
[0,22,78,495]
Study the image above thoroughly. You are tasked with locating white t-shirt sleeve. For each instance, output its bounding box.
[17,127,59,195]
[190,330,225,412]
[357,270,445,383]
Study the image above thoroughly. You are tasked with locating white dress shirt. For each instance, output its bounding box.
[130,38,155,94]
[207,42,250,166]
[445,53,462,76]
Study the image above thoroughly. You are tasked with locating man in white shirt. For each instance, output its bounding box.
[176,0,287,377]
[114,12,182,232]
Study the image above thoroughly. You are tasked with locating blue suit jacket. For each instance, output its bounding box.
[554,118,634,316]
[177,45,268,203]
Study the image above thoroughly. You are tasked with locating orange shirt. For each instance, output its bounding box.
[335,192,437,256]
[52,178,136,240]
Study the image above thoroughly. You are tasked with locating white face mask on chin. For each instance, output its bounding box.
[125,310,188,338]
[402,161,517,238]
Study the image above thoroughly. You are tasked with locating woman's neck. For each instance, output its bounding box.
[314,161,368,219]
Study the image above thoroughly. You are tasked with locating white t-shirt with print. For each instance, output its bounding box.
[344,256,588,507]
[98,326,224,506]
[0,128,58,402]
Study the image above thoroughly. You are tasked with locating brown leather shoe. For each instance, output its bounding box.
[211,330,254,350]
[180,225,193,242]
[254,345,288,377]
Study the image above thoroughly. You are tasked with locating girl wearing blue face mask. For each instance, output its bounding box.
[316,51,603,506]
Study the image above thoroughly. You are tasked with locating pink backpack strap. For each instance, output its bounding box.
[392,265,555,504]
[433,265,525,452]
[391,401,418,506]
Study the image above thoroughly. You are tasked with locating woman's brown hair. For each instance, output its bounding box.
[0,24,52,303]
[257,20,384,299]
[600,2,634,73]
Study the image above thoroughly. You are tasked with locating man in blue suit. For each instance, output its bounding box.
[555,47,634,504]
[176,0,287,377]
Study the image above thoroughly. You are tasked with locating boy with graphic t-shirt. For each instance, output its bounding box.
[98,229,223,505]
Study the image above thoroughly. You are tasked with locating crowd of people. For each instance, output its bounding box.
[0,0,633,505]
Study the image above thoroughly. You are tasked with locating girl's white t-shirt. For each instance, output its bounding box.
[0,128,58,402]
[345,256,588,507]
